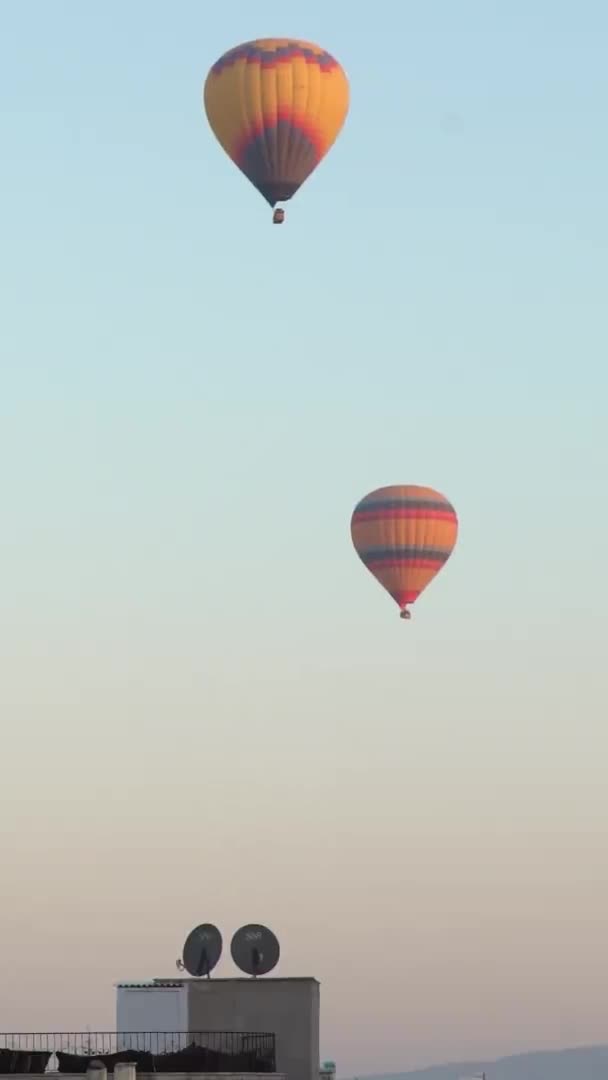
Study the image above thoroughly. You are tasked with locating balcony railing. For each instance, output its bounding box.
[0,1033,276,1074]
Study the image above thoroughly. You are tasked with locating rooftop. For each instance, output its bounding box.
[117,979,318,988]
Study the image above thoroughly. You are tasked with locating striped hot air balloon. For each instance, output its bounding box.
[350,485,459,620]
[203,38,349,223]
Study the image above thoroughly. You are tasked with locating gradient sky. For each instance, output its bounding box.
[1,0,608,1074]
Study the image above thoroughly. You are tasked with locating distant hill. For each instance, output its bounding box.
[354,1044,608,1080]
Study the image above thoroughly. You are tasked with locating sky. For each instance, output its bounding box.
[1,0,608,1074]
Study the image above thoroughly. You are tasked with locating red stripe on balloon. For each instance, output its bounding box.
[366,558,445,570]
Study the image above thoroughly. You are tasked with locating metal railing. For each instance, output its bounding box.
[0,1033,276,1074]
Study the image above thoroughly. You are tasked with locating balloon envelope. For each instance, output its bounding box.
[351,485,458,616]
[203,38,349,207]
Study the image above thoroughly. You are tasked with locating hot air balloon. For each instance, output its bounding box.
[351,485,458,620]
[203,39,349,223]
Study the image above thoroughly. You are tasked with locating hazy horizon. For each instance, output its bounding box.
[2,0,608,1074]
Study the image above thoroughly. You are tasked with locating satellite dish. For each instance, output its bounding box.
[182,923,223,977]
[231,924,280,977]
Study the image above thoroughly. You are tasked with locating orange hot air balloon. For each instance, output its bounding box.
[351,485,458,620]
[203,39,349,223]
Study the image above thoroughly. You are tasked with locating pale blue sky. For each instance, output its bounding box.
[1,1,608,1074]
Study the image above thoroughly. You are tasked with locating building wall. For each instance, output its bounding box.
[116,984,188,1043]
[186,979,319,1080]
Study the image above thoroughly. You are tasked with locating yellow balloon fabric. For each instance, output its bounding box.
[204,39,349,207]
[351,486,459,616]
